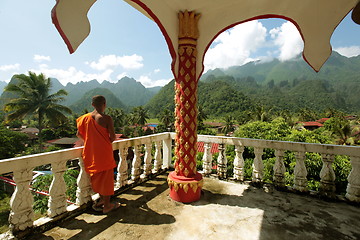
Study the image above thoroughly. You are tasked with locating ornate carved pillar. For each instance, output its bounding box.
[167,10,203,203]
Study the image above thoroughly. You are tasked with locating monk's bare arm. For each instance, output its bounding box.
[76,130,84,142]
[107,116,116,142]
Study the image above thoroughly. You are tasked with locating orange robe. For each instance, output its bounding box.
[77,113,116,195]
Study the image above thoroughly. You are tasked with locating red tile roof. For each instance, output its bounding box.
[301,121,324,127]
[316,118,330,123]
[197,142,219,153]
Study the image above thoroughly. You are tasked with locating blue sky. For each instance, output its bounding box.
[0,0,359,87]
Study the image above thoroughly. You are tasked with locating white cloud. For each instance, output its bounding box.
[269,22,303,61]
[154,69,161,73]
[0,63,20,71]
[138,75,172,88]
[204,20,267,71]
[88,54,144,71]
[34,55,51,62]
[31,65,113,85]
[333,46,360,57]
[116,72,127,80]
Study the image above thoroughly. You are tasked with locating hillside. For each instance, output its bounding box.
[0,81,7,95]
[100,77,155,107]
[147,52,360,116]
[0,76,160,111]
[69,88,127,113]
[145,79,254,117]
[202,51,360,85]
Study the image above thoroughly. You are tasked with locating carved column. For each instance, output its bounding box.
[115,146,129,188]
[153,141,163,173]
[217,144,227,179]
[319,153,336,197]
[131,145,141,181]
[202,143,212,176]
[294,151,308,192]
[76,157,92,205]
[48,161,67,217]
[346,156,360,202]
[9,168,34,232]
[168,10,203,203]
[252,147,264,183]
[273,149,285,188]
[142,143,153,177]
[233,145,245,181]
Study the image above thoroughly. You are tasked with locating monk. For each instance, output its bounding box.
[76,95,120,214]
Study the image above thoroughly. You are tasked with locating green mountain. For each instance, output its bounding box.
[69,88,126,113]
[145,79,176,115]
[145,79,253,117]
[100,77,155,107]
[202,51,360,85]
[63,80,102,106]
[0,81,7,95]
[147,52,360,116]
[0,76,161,112]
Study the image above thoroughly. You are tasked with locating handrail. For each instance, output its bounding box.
[1,132,359,237]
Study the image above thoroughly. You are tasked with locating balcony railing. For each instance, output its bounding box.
[0,132,359,237]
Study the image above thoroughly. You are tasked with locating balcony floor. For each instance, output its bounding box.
[33,172,360,240]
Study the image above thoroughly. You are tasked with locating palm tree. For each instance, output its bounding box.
[4,71,72,141]
[158,108,174,131]
[130,106,149,126]
[222,115,235,135]
[324,115,359,145]
[106,107,127,132]
[252,105,272,122]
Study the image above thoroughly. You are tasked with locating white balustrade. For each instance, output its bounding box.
[153,141,163,173]
[142,143,153,177]
[116,146,129,188]
[48,161,67,217]
[9,168,34,232]
[217,144,227,179]
[320,153,336,195]
[346,156,360,202]
[131,145,142,181]
[1,132,360,235]
[162,138,172,169]
[202,143,212,176]
[273,149,285,187]
[233,145,244,181]
[294,151,308,192]
[252,147,264,183]
[0,132,171,234]
[76,157,92,205]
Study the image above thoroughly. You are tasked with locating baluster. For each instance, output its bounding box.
[346,156,360,202]
[252,147,264,183]
[273,149,285,188]
[116,146,129,188]
[294,151,308,192]
[142,143,153,177]
[48,161,67,217]
[9,168,34,232]
[153,141,162,173]
[131,145,142,181]
[162,138,172,169]
[217,144,227,179]
[233,145,245,181]
[76,157,92,205]
[320,153,336,196]
[202,143,212,176]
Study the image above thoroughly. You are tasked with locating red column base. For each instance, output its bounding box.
[167,171,203,203]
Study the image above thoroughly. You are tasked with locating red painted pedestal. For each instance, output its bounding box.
[168,171,203,203]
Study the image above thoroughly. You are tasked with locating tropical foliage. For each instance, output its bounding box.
[0,127,28,159]
[3,72,72,140]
